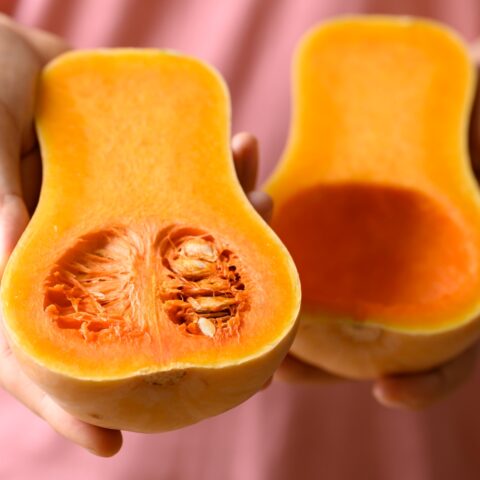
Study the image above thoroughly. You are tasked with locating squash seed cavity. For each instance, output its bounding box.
[43,225,247,340]
[157,226,247,338]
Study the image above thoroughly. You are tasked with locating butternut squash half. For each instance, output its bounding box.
[266,17,480,378]
[0,50,300,431]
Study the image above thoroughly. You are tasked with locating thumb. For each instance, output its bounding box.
[0,18,67,274]
[0,103,30,274]
[0,194,28,275]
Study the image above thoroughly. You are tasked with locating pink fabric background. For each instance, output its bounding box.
[0,1,479,479]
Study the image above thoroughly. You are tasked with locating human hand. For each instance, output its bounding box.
[273,343,479,409]
[0,14,125,457]
[273,41,480,409]
[232,132,273,222]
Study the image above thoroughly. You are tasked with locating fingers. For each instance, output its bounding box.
[20,149,42,215]
[0,333,122,456]
[0,194,29,273]
[14,23,69,64]
[469,41,480,177]
[0,24,42,142]
[0,18,66,266]
[261,376,273,390]
[469,80,480,177]
[373,344,478,409]
[0,13,68,65]
[231,132,274,221]
[0,106,30,269]
[247,190,273,222]
[274,354,343,384]
[0,106,23,199]
[0,21,43,261]
[37,394,123,457]
[232,132,259,193]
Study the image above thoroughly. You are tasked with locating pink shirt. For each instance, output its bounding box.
[1,1,480,479]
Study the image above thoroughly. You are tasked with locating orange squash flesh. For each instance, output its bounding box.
[266,17,480,378]
[0,50,300,431]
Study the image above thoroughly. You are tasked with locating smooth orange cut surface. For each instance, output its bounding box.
[267,17,480,333]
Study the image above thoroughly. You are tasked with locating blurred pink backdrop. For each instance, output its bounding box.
[1,1,480,479]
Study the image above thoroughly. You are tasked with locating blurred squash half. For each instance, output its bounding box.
[266,17,480,378]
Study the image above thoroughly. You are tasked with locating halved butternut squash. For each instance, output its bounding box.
[0,50,300,431]
[266,17,480,378]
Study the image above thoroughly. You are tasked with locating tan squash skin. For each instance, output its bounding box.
[266,17,480,378]
[0,50,300,431]
[13,327,295,432]
[293,309,480,379]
